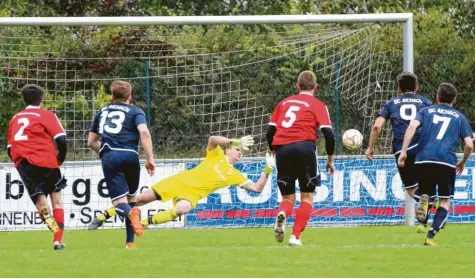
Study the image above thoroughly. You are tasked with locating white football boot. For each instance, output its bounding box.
[273,211,286,242]
[288,235,303,246]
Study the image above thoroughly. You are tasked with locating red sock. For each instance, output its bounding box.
[278,200,294,217]
[53,208,64,243]
[292,202,312,239]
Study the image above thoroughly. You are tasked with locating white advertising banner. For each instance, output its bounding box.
[0,162,186,231]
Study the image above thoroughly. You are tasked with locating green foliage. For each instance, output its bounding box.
[0,0,473,159]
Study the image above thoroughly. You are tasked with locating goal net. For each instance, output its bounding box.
[0,16,472,231]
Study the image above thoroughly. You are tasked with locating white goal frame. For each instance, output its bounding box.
[0,13,416,226]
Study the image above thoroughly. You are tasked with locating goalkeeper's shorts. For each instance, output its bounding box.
[151,174,200,208]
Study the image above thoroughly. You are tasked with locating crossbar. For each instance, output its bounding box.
[0,14,413,26]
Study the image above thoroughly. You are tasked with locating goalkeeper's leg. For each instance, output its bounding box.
[88,207,116,230]
[141,199,192,226]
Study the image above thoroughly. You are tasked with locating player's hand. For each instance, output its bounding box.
[146,159,156,176]
[263,152,275,175]
[456,160,466,175]
[365,147,374,161]
[232,135,255,151]
[326,160,335,175]
[397,152,407,167]
[266,152,276,168]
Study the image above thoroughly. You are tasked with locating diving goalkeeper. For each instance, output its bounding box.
[88,135,275,234]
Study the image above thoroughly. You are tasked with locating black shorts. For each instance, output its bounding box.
[275,140,320,196]
[416,163,456,199]
[16,159,67,203]
[394,151,418,189]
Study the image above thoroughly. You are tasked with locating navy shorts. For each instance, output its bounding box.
[395,147,418,189]
[416,163,456,199]
[16,159,67,204]
[275,140,320,196]
[101,151,140,201]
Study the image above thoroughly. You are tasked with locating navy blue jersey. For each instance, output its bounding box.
[90,102,147,155]
[415,104,473,167]
[378,93,432,153]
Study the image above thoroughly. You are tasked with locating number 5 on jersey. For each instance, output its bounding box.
[282,106,300,128]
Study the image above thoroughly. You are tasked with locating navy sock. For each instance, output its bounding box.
[125,202,138,243]
[412,189,420,203]
[422,209,430,225]
[114,203,132,243]
[427,207,448,239]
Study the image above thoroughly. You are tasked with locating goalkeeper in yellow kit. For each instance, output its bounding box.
[88,135,275,236]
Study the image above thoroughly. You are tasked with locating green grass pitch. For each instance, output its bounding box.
[0,225,474,277]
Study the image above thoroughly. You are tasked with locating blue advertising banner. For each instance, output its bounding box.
[185,157,474,227]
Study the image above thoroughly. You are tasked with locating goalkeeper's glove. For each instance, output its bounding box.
[263,152,275,175]
[231,135,255,151]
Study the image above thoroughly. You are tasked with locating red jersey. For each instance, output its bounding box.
[269,93,331,146]
[7,106,65,168]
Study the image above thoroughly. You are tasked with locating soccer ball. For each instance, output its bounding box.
[342,129,363,150]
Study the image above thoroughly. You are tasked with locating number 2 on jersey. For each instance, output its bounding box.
[99,111,125,134]
[282,106,300,128]
[14,118,30,141]
[432,114,451,140]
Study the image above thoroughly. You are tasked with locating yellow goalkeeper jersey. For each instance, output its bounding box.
[178,146,250,198]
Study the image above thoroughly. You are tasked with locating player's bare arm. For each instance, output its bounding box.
[87,132,101,153]
[207,135,254,151]
[366,116,386,161]
[456,137,474,175]
[397,119,420,167]
[207,135,233,151]
[137,123,155,176]
[241,152,275,192]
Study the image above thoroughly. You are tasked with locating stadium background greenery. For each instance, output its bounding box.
[0,2,474,278]
[0,0,473,160]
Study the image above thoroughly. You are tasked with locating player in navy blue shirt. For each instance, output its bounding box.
[365,73,432,231]
[87,80,155,249]
[398,83,473,246]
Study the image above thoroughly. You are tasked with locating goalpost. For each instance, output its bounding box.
[0,14,425,231]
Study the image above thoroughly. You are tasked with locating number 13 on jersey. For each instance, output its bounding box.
[99,111,125,134]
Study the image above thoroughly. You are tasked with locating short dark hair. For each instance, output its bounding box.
[297,71,317,91]
[111,80,132,101]
[21,84,44,106]
[437,83,457,104]
[397,72,418,92]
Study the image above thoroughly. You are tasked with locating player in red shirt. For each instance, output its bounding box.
[7,84,68,250]
[267,71,335,246]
